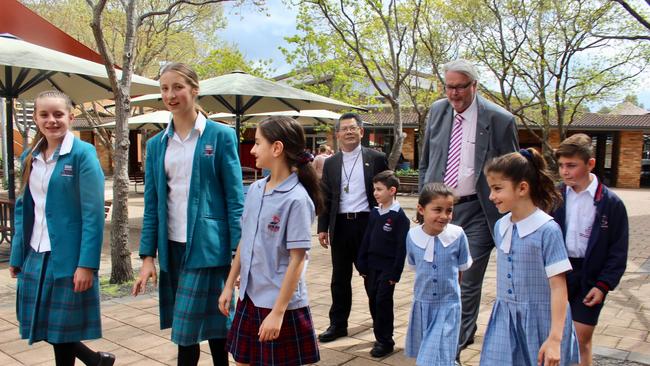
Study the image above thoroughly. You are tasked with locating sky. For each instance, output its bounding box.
[217,1,650,111]
[217,0,298,75]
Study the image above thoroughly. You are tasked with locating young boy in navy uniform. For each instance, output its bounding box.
[552,133,629,366]
[357,170,410,358]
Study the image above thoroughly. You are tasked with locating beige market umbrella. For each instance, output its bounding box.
[99,111,235,131]
[0,34,159,201]
[131,71,360,141]
[211,109,341,126]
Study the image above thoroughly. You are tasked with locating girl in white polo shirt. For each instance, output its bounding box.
[219,116,321,366]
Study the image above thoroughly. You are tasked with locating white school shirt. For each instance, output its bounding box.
[29,131,75,252]
[339,144,370,213]
[564,173,598,258]
[164,113,206,242]
[453,96,478,197]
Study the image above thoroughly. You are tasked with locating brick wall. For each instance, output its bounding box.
[616,131,643,188]
[78,131,113,174]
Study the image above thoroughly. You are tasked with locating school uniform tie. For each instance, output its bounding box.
[443,114,464,188]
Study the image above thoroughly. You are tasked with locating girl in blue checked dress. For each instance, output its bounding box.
[10,91,114,365]
[480,148,580,366]
[219,116,321,366]
[405,183,473,366]
[132,63,244,366]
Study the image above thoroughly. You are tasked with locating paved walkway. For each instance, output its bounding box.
[0,185,648,365]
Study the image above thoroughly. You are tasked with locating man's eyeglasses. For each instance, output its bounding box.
[444,80,475,93]
[338,126,360,133]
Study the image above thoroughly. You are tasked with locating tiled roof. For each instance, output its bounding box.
[359,112,420,127]
[609,102,648,116]
[571,113,650,130]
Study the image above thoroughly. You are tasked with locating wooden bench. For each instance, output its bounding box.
[397,175,419,195]
[104,200,112,219]
[129,172,145,193]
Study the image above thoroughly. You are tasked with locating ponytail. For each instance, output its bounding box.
[257,116,324,215]
[296,152,324,215]
[484,148,561,212]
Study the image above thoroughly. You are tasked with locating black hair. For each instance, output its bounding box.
[335,112,363,131]
[415,182,456,224]
[373,170,400,192]
[257,116,324,215]
[485,148,561,212]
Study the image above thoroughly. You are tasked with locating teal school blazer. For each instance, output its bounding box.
[138,119,244,271]
[10,138,105,279]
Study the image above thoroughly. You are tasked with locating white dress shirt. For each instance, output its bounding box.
[339,144,370,213]
[453,96,478,197]
[164,113,206,242]
[29,131,75,252]
[565,173,598,258]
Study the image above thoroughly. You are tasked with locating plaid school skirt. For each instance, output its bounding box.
[158,241,233,346]
[16,249,101,344]
[227,295,320,366]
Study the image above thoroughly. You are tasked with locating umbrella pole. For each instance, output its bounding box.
[5,97,15,221]
[236,114,241,147]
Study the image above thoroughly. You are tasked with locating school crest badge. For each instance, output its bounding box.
[383,218,393,232]
[268,215,281,233]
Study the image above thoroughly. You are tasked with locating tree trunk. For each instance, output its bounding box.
[388,102,404,170]
[109,92,134,284]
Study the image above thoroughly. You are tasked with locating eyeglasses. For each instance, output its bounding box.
[338,126,360,133]
[444,80,475,93]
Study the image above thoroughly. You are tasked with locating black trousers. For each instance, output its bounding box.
[328,213,369,329]
[363,268,395,346]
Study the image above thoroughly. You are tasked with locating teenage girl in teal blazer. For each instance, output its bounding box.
[9,91,113,365]
[132,62,244,366]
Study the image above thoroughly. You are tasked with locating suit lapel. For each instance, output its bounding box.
[332,152,343,192]
[474,96,490,181]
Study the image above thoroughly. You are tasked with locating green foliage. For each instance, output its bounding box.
[21,0,227,77]
[193,44,274,79]
[279,5,369,105]
[395,168,418,176]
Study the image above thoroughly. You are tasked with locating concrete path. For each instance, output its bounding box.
[0,184,647,365]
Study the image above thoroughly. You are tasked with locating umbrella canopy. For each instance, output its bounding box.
[99,110,171,131]
[131,71,361,141]
[0,34,160,201]
[210,109,341,126]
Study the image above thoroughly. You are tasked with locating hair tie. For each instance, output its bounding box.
[297,151,314,166]
[519,148,533,161]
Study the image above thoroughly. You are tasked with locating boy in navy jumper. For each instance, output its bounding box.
[552,134,629,366]
[357,170,410,358]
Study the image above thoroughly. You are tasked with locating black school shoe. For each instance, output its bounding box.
[97,352,115,366]
[318,326,348,342]
[369,343,394,358]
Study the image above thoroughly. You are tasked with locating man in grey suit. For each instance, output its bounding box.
[419,59,519,362]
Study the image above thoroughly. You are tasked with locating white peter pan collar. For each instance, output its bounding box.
[498,208,553,254]
[411,223,463,262]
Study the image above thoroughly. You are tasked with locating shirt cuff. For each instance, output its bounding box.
[459,257,473,272]
[286,239,312,249]
[545,259,572,278]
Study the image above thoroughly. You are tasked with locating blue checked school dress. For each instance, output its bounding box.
[405,224,472,366]
[480,209,580,366]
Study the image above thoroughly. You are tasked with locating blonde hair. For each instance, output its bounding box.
[21,90,73,192]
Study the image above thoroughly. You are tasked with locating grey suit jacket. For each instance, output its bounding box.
[418,95,519,234]
[318,146,389,240]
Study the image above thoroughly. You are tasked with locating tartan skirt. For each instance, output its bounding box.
[158,241,234,346]
[16,249,101,344]
[226,295,320,366]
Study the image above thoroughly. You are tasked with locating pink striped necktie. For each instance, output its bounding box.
[443,114,464,188]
